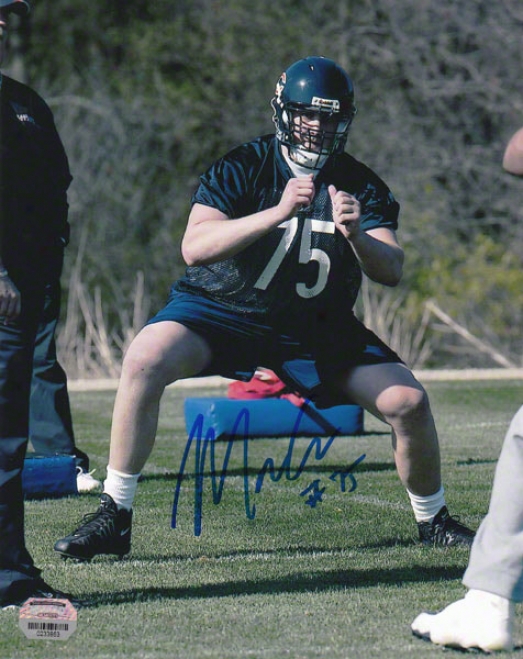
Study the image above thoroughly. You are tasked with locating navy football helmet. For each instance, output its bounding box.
[0,1,30,15]
[271,56,357,168]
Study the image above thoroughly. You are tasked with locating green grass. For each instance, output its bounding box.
[2,378,523,658]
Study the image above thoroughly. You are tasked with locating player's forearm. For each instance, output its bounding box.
[349,231,404,286]
[182,206,286,267]
[503,128,523,176]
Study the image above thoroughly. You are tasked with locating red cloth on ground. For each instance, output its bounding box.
[227,368,305,407]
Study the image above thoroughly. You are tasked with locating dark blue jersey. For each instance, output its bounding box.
[175,135,399,326]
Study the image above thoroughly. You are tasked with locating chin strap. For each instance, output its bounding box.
[280,142,328,176]
[289,145,329,170]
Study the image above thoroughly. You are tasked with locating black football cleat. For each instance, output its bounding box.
[1,577,81,610]
[54,493,132,561]
[418,506,475,547]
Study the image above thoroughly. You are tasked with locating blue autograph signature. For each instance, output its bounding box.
[171,403,366,536]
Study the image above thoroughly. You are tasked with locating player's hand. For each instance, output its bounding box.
[278,174,315,219]
[0,276,21,324]
[329,185,361,240]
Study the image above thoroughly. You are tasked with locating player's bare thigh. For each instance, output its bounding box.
[121,320,213,387]
[337,362,429,422]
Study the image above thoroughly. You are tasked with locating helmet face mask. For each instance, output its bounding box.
[272,57,357,169]
[287,108,350,166]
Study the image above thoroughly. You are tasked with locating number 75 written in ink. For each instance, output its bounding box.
[171,403,366,536]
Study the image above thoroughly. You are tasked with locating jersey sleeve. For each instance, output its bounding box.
[358,182,399,232]
[331,154,400,232]
[191,149,250,218]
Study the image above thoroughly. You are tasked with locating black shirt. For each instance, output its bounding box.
[0,74,72,256]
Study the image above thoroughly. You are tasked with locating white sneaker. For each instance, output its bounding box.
[76,467,102,493]
[411,589,514,652]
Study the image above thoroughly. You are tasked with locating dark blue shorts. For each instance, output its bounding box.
[147,289,402,406]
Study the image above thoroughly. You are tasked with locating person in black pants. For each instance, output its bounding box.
[0,0,80,607]
[29,273,101,494]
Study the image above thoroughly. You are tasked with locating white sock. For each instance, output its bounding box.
[407,486,446,523]
[466,589,512,613]
[104,466,140,511]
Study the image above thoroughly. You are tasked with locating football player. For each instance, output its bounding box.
[54,56,474,563]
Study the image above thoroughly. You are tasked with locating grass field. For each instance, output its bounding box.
[2,377,523,658]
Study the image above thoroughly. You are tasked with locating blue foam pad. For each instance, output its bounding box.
[22,454,78,498]
[184,397,363,439]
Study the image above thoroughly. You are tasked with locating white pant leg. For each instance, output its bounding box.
[463,405,523,600]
